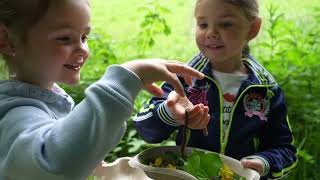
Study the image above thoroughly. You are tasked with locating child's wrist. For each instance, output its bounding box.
[164,100,174,117]
[157,101,179,127]
[242,155,270,177]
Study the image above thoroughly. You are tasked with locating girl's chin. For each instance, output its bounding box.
[203,52,222,61]
[62,77,80,86]
[203,48,231,59]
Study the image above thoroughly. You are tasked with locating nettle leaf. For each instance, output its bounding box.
[200,152,223,177]
[183,151,222,179]
[183,153,199,173]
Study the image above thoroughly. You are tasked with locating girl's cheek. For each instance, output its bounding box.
[196,31,205,41]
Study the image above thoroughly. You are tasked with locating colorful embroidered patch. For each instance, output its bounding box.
[243,92,270,121]
[187,83,210,106]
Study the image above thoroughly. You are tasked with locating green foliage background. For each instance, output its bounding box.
[1,0,319,179]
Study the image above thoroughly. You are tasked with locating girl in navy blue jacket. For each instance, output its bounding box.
[134,0,298,179]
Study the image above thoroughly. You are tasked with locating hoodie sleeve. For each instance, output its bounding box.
[0,65,143,180]
[255,86,298,179]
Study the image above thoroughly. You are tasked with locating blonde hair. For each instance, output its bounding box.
[224,0,260,55]
[224,0,259,20]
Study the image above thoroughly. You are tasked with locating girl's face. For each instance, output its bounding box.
[11,0,91,90]
[195,0,260,69]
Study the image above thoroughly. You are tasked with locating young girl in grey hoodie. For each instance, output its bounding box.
[0,0,205,179]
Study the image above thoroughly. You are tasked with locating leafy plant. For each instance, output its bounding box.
[0,59,8,80]
[253,3,320,180]
[145,150,246,180]
[183,151,223,180]
[135,0,172,55]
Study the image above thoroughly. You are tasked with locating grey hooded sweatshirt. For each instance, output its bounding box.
[0,65,142,180]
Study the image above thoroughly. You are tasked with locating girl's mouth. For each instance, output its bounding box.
[206,44,224,49]
[64,63,81,71]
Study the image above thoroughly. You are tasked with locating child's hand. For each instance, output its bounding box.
[241,158,264,175]
[166,91,210,129]
[121,59,204,97]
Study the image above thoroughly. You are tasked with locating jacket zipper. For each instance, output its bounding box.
[204,75,224,153]
[222,84,275,154]
[205,75,275,154]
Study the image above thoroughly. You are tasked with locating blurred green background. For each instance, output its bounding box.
[1,0,319,179]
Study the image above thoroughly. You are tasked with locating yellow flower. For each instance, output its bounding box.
[167,164,176,169]
[220,164,234,180]
[154,157,163,167]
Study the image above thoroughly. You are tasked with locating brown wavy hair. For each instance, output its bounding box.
[0,0,52,41]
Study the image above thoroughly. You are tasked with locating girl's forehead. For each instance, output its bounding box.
[44,0,90,23]
[195,0,245,19]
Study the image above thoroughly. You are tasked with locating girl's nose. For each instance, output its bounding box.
[76,42,89,59]
[206,27,218,39]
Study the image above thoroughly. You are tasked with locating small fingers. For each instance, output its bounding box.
[194,110,210,127]
[186,105,202,119]
[183,76,193,85]
[197,114,210,129]
[187,105,210,129]
[144,83,164,97]
[167,91,180,107]
[166,63,204,80]
[188,114,209,129]
[164,73,186,97]
[187,104,208,118]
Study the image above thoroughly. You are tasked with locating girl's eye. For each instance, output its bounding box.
[81,35,89,43]
[219,22,233,28]
[56,36,71,43]
[198,23,208,29]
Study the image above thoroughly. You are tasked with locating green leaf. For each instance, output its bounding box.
[183,150,223,179]
[200,152,223,177]
[183,154,201,176]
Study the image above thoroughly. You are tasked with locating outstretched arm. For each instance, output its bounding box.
[0,59,204,180]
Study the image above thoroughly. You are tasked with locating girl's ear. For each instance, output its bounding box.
[0,24,15,56]
[248,17,262,40]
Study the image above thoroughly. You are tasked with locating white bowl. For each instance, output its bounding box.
[91,157,152,180]
[128,146,260,180]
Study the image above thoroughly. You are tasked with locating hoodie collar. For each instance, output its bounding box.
[0,80,74,106]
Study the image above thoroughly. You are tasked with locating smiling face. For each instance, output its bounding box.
[195,0,260,72]
[9,0,91,90]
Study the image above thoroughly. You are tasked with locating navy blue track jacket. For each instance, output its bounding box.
[134,53,297,179]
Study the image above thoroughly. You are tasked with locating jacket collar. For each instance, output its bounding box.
[188,53,277,86]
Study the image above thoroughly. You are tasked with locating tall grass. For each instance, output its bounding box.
[252,4,320,180]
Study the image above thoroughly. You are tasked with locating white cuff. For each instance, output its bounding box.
[242,155,270,177]
[157,101,179,127]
